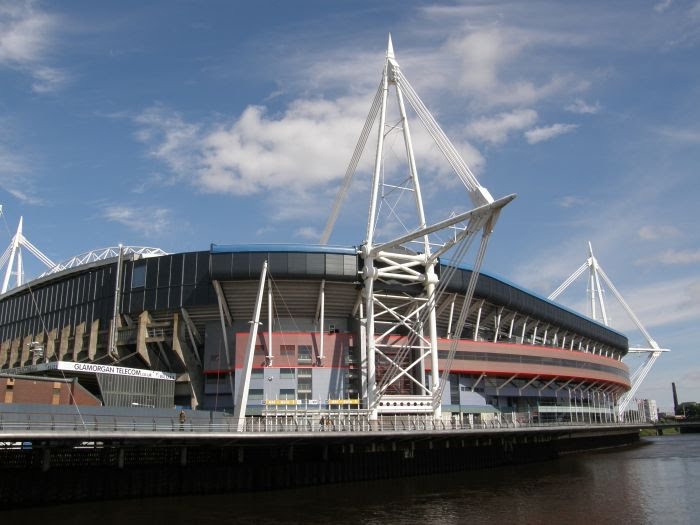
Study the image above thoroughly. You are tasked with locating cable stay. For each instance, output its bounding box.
[548,242,669,418]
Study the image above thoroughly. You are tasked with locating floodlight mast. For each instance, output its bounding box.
[548,242,668,418]
[323,36,514,421]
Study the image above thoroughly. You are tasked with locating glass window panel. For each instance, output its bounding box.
[248,389,264,401]
[298,345,312,364]
[279,388,295,399]
[280,368,295,379]
[132,263,146,289]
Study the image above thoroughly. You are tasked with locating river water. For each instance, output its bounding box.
[2,434,698,524]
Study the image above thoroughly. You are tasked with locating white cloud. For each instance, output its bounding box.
[655,126,700,144]
[295,226,320,241]
[0,1,53,63]
[557,195,586,209]
[638,224,681,240]
[447,29,520,94]
[134,97,485,225]
[0,1,65,92]
[566,99,601,114]
[134,106,201,175]
[0,144,24,173]
[0,143,41,204]
[445,29,580,108]
[30,65,67,93]
[612,277,700,332]
[691,1,700,19]
[642,249,700,265]
[103,206,172,236]
[654,0,673,13]
[466,109,538,144]
[524,123,578,144]
[197,100,365,195]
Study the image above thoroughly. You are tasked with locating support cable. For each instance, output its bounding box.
[320,81,384,244]
[434,230,492,406]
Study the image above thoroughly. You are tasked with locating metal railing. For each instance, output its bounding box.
[0,410,648,437]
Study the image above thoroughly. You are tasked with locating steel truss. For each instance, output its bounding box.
[549,242,669,418]
[41,246,168,276]
[322,36,514,420]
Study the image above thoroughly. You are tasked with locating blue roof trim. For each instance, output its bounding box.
[444,258,627,340]
[211,243,357,256]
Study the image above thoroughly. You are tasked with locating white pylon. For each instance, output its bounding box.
[323,36,515,420]
[549,242,669,418]
[0,214,56,294]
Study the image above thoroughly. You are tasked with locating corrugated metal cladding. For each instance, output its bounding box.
[442,267,628,352]
[121,251,216,314]
[209,251,358,281]
[0,264,117,342]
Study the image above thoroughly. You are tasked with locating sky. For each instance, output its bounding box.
[1,0,699,411]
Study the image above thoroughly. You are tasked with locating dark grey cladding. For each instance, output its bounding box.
[209,251,358,282]
[0,245,628,356]
[121,251,215,314]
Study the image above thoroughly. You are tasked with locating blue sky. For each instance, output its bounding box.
[1,0,699,410]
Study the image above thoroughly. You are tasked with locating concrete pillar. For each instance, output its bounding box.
[9,337,20,367]
[88,320,99,360]
[172,313,203,409]
[46,328,57,361]
[58,325,71,360]
[20,335,33,366]
[0,339,10,367]
[72,322,86,361]
[136,311,152,366]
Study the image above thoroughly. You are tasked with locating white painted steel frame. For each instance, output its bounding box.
[549,242,669,418]
[233,260,268,431]
[349,37,512,420]
[1,216,56,294]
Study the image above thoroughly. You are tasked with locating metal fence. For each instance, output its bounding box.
[0,409,649,436]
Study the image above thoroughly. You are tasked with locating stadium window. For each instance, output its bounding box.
[279,388,296,399]
[248,389,264,401]
[297,345,312,364]
[280,368,295,379]
[297,368,312,400]
[132,263,146,289]
[280,344,295,356]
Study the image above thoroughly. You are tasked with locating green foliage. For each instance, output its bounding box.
[677,402,700,419]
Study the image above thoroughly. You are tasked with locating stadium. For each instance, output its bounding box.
[0,241,630,424]
[0,38,635,426]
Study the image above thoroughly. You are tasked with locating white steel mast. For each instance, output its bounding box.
[324,36,514,421]
[0,214,56,294]
[549,243,669,418]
